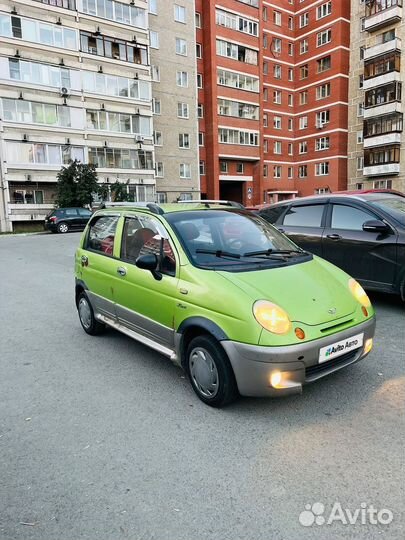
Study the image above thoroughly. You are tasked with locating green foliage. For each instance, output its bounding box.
[56,161,99,208]
[110,181,131,202]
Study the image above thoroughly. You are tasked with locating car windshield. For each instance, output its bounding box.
[166,210,311,271]
[368,196,405,225]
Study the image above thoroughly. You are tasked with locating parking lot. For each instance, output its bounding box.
[0,232,404,540]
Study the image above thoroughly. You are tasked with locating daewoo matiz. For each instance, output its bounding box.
[75,201,376,407]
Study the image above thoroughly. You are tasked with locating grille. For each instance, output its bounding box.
[305,348,361,380]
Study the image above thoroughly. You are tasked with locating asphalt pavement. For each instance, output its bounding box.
[0,232,404,540]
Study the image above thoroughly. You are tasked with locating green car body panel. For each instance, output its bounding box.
[75,204,376,400]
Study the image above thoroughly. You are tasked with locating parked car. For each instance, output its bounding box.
[258,192,405,299]
[45,207,92,233]
[75,201,375,407]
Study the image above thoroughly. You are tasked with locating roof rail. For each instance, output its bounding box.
[95,201,164,215]
[180,199,245,209]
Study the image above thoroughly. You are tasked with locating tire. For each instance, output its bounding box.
[77,292,105,336]
[57,222,69,234]
[186,335,238,407]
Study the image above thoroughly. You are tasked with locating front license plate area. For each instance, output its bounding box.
[319,333,364,364]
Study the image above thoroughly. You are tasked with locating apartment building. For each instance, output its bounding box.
[148,0,199,203]
[0,0,154,232]
[195,0,351,206]
[348,0,405,193]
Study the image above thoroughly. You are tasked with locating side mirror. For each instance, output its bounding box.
[362,220,391,234]
[136,254,162,280]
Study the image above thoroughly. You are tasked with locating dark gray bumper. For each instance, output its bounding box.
[222,316,376,397]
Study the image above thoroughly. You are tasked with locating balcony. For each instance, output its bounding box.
[33,0,76,9]
[363,132,402,147]
[364,163,400,175]
[7,202,55,221]
[364,101,402,118]
[364,0,402,32]
[363,70,402,90]
[364,37,402,61]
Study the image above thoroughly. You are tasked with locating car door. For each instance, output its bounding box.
[64,208,80,229]
[112,214,179,349]
[77,213,121,320]
[78,208,92,229]
[278,202,328,256]
[322,202,398,289]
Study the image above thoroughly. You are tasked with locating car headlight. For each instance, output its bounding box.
[253,300,292,334]
[349,278,371,308]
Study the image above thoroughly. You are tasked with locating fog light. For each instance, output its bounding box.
[362,306,368,317]
[364,338,373,355]
[270,370,282,388]
[295,327,305,340]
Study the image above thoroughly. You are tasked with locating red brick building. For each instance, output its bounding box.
[195,0,350,206]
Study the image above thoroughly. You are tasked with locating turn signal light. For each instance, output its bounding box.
[295,327,305,340]
[361,306,368,317]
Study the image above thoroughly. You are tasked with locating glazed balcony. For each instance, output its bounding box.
[364,37,402,61]
[33,0,76,9]
[363,132,402,148]
[364,144,401,176]
[364,101,402,118]
[364,0,402,32]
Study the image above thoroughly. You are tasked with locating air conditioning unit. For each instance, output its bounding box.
[60,87,69,97]
[135,135,144,142]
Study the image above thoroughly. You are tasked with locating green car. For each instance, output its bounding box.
[75,201,376,407]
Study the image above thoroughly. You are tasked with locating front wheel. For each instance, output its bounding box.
[77,292,105,335]
[186,335,238,407]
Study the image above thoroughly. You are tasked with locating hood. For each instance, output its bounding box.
[217,258,357,326]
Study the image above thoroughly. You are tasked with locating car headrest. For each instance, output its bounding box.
[177,222,200,241]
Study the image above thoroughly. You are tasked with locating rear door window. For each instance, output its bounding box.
[78,208,92,217]
[65,208,79,216]
[86,214,120,256]
[283,204,325,227]
[260,205,288,224]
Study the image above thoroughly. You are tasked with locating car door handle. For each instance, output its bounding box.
[81,255,88,266]
[277,227,285,233]
[326,234,342,240]
[117,267,127,276]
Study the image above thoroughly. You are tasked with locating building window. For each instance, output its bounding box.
[317,55,331,73]
[298,165,308,178]
[288,167,293,179]
[175,37,187,56]
[149,0,157,15]
[273,165,282,178]
[359,74,364,89]
[263,113,268,127]
[317,1,332,19]
[364,52,401,80]
[288,143,293,155]
[86,109,152,136]
[216,39,258,65]
[288,94,293,107]
[218,128,259,146]
[197,73,203,88]
[199,160,205,175]
[288,43,293,56]
[288,118,293,130]
[299,12,309,28]
[236,163,244,173]
[155,161,164,177]
[272,38,282,54]
[220,161,228,173]
[357,102,364,117]
[274,141,282,154]
[316,83,331,100]
[197,103,204,118]
[273,11,282,26]
[299,141,307,154]
[195,12,201,28]
[177,102,189,118]
[364,113,403,138]
[176,71,188,87]
[179,163,191,178]
[198,132,204,146]
[179,133,190,149]
[196,43,202,58]
[316,136,330,151]
[300,91,308,105]
[300,64,309,79]
[80,1,147,28]
[153,130,163,145]
[150,30,159,48]
[300,39,308,54]
[217,69,259,92]
[315,162,330,176]
[299,116,308,129]
[218,99,259,120]
[373,179,393,189]
[151,65,160,82]
[274,64,282,79]
[264,164,268,177]
[317,29,332,47]
[216,8,259,36]
[274,116,282,129]
[1,98,71,127]
[357,131,364,144]
[273,90,282,104]
[364,145,401,166]
[152,98,161,114]
[357,157,364,171]
[316,110,330,126]
[80,31,148,64]
[174,4,186,23]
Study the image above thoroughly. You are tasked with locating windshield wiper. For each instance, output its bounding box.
[243,249,305,258]
[195,249,241,259]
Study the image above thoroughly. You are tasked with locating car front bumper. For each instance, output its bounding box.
[222,316,376,397]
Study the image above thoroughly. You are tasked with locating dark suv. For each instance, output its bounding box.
[44,207,92,234]
[258,192,405,299]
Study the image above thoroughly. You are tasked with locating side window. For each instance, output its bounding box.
[331,205,375,231]
[283,204,325,227]
[121,216,176,276]
[86,215,119,255]
[65,208,79,216]
[78,208,92,217]
[260,205,287,224]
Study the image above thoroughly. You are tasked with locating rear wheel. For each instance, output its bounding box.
[186,335,238,407]
[77,292,105,335]
[57,222,69,234]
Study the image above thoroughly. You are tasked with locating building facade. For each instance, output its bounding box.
[348,0,405,193]
[0,0,152,232]
[195,0,351,206]
[148,0,199,203]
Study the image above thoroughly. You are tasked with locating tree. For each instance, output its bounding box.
[56,161,99,207]
[110,181,130,202]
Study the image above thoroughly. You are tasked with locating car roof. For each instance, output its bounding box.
[259,192,405,208]
[95,201,244,216]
